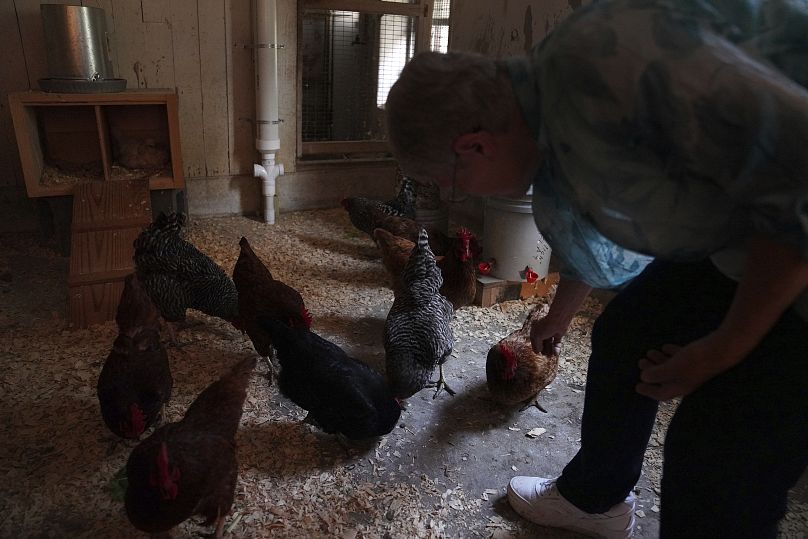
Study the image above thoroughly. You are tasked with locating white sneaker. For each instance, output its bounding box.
[507,476,636,538]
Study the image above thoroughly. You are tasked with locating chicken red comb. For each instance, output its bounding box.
[524,266,539,284]
[150,442,181,500]
[123,403,146,439]
[456,227,474,240]
[477,259,495,275]
[498,342,518,380]
[301,305,313,328]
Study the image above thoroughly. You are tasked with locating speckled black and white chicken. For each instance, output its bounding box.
[341,175,418,236]
[384,228,455,399]
[133,213,238,328]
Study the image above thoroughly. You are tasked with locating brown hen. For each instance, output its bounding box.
[125,356,256,538]
[98,274,172,440]
[232,237,311,365]
[368,206,452,256]
[486,304,558,412]
[373,227,480,309]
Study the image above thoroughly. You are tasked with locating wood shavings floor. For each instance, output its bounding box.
[0,209,805,538]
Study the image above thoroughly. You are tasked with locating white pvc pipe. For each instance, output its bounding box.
[254,156,284,224]
[254,0,283,224]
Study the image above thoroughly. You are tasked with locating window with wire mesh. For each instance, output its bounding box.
[300,1,451,157]
[431,0,451,52]
[301,8,416,145]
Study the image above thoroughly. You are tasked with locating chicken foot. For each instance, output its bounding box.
[214,510,225,539]
[261,347,279,380]
[428,364,456,398]
[519,398,548,413]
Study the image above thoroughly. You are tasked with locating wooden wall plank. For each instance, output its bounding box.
[112,0,174,90]
[0,1,30,187]
[225,0,255,176]
[449,0,591,57]
[141,0,170,24]
[13,0,72,89]
[198,0,230,176]
[277,0,297,171]
[170,0,206,178]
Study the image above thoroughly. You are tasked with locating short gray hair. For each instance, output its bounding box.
[385,51,516,180]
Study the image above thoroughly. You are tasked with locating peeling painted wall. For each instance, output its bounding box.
[450,0,591,57]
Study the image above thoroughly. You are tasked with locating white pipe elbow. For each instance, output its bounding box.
[253,161,283,224]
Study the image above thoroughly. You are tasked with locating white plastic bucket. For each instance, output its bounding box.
[415,205,449,237]
[484,196,551,281]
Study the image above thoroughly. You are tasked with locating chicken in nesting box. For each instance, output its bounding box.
[115,136,169,170]
[133,213,239,333]
[341,175,418,237]
[97,274,172,440]
[259,317,401,440]
[125,357,256,538]
[486,304,559,412]
[384,228,455,399]
[232,236,311,371]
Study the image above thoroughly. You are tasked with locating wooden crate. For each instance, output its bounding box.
[475,272,560,307]
[8,89,184,198]
[68,180,152,328]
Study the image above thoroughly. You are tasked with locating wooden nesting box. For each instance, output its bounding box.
[8,90,183,197]
[68,180,152,328]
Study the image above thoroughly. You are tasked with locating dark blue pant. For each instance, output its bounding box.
[556,260,808,538]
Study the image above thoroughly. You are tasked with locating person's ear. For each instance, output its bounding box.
[452,131,497,159]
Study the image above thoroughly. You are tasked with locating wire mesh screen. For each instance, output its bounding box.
[431,0,451,52]
[376,14,415,107]
[301,9,415,143]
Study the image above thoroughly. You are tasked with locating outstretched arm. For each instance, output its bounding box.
[637,235,808,400]
[531,277,592,356]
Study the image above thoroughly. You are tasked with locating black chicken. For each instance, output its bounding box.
[341,176,418,236]
[133,213,238,326]
[384,228,455,399]
[258,317,401,440]
[125,356,256,538]
[233,236,311,369]
[98,274,172,439]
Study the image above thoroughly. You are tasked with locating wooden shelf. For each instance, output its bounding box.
[8,89,184,198]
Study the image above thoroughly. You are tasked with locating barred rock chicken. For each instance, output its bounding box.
[341,176,418,236]
[374,227,480,310]
[133,213,238,327]
[486,304,559,412]
[384,229,455,399]
[97,274,172,439]
[233,237,312,367]
[125,356,256,538]
[367,206,452,256]
[259,317,401,439]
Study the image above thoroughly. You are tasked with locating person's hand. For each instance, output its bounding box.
[530,315,570,357]
[636,332,745,400]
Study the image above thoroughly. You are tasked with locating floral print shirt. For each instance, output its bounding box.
[507,0,808,316]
